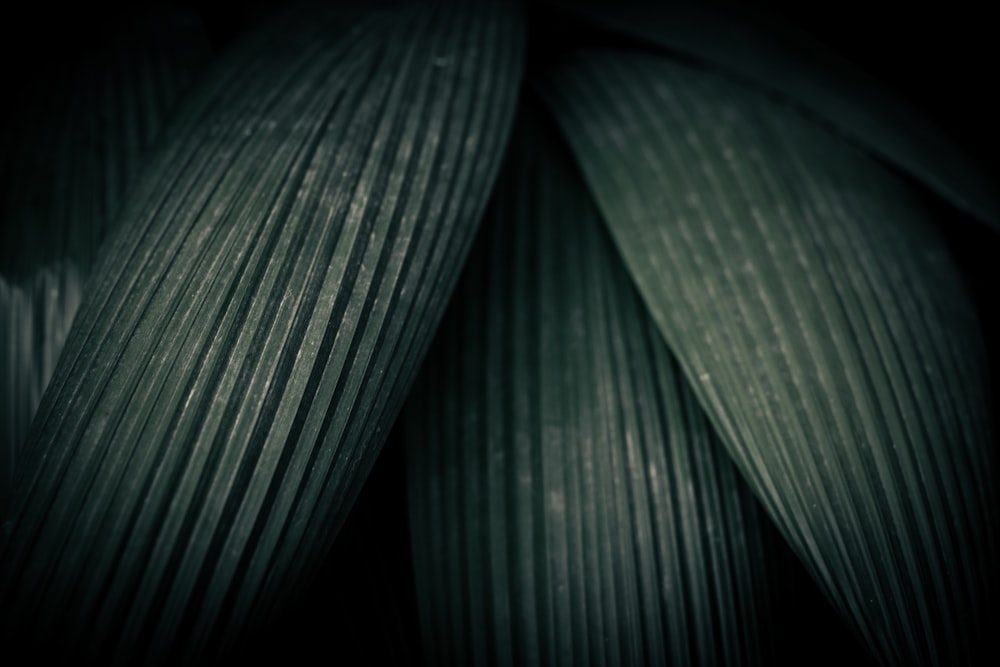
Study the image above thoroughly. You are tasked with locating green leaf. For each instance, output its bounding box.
[0,3,523,664]
[539,52,997,665]
[544,0,1000,228]
[404,111,780,666]
[0,8,211,499]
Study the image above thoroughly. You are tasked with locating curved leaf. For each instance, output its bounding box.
[0,3,523,663]
[539,52,997,665]
[544,0,999,228]
[0,8,210,497]
[404,112,778,666]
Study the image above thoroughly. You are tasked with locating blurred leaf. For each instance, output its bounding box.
[0,7,211,499]
[404,111,779,666]
[0,7,211,276]
[1,265,83,500]
[540,52,997,665]
[0,2,523,663]
[545,0,1000,228]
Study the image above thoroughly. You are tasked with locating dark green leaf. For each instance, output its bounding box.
[545,0,1000,228]
[404,111,779,666]
[539,52,997,665]
[0,3,523,663]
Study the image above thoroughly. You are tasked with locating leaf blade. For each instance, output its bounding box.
[404,111,780,666]
[0,4,524,663]
[539,51,997,665]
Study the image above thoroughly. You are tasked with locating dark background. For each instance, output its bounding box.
[4,0,996,178]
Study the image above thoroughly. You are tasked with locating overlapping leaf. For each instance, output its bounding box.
[404,112,779,666]
[0,3,523,663]
[540,52,997,665]
[0,8,210,497]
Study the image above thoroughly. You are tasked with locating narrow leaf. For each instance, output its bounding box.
[539,52,997,665]
[0,3,523,664]
[404,112,779,666]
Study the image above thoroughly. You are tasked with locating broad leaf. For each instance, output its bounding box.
[0,3,523,663]
[404,112,779,666]
[539,52,997,665]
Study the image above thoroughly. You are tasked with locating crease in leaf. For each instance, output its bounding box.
[0,3,524,664]
[403,109,781,666]
[539,51,997,665]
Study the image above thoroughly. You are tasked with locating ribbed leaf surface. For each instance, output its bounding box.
[404,114,777,666]
[0,9,210,497]
[0,3,522,664]
[540,52,997,665]
[545,0,1000,228]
